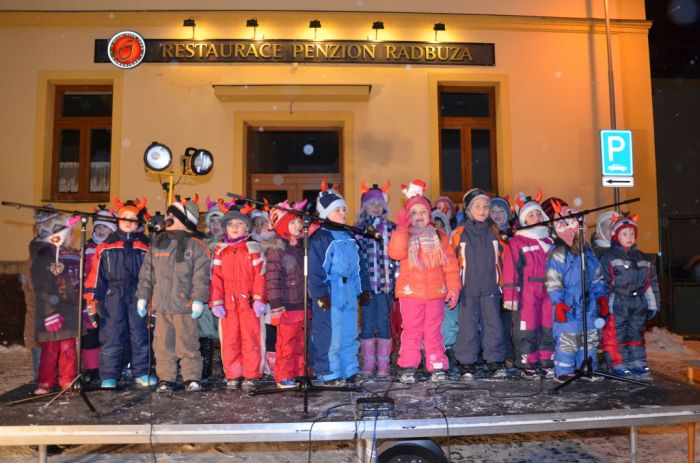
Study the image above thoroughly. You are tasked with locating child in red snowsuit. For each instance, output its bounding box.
[209,205,268,392]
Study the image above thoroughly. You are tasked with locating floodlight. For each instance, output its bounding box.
[184,147,214,176]
[144,142,173,172]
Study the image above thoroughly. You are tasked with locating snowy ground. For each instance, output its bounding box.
[0,328,699,462]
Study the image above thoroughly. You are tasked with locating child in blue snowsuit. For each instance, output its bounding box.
[545,205,607,381]
[309,184,370,386]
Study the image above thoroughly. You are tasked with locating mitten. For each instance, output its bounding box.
[137,298,148,318]
[555,302,571,323]
[358,291,371,307]
[316,296,331,310]
[85,300,99,328]
[191,300,204,319]
[598,296,610,318]
[270,306,285,326]
[396,209,411,229]
[211,305,227,319]
[445,290,458,309]
[45,313,64,332]
[647,310,658,321]
[252,300,268,318]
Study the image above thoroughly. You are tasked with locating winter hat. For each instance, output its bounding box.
[435,196,456,219]
[514,190,548,226]
[489,196,512,230]
[167,195,201,231]
[220,201,254,231]
[360,180,390,215]
[610,212,639,244]
[541,197,567,223]
[269,199,308,239]
[92,205,117,233]
[113,197,147,218]
[595,210,615,245]
[42,215,80,275]
[34,205,63,239]
[431,209,452,235]
[316,178,347,219]
[204,196,234,229]
[553,205,580,247]
[401,179,431,213]
[462,188,489,220]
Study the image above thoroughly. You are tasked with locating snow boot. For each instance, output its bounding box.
[445,346,458,374]
[361,338,377,377]
[199,337,213,382]
[376,338,392,377]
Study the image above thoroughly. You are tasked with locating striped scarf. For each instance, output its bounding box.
[407,225,447,270]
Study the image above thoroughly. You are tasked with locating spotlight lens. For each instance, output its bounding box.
[303,144,314,156]
[144,142,172,171]
[191,150,213,175]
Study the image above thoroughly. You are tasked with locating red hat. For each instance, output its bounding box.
[269,199,308,240]
[610,213,639,243]
[113,197,147,218]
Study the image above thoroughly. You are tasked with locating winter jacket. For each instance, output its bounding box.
[263,237,304,311]
[29,240,80,343]
[84,230,149,303]
[388,227,461,300]
[136,230,211,313]
[599,243,660,313]
[450,222,504,292]
[501,231,554,310]
[209,238,266,313]
[355,216,398,295]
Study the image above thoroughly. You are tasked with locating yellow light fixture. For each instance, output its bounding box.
[433,22,445,42]
[370,20,384,41]
[309,19,321,40]
[183,17,196,39]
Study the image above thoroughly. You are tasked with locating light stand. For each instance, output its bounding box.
[226,193,379,414]
[514,197,647,390]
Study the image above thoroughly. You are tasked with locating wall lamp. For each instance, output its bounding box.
[433,22,445,41]
[370,20,384,41]
[144,142,214,205]
[309,19,322,40]
[246,18,263,40]
[183,17,196,39]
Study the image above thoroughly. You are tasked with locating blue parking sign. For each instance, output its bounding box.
[600,130,633,177]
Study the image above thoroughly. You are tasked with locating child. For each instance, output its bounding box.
[501,192,555,377]
[453,188,506,380]
[30,214,81,394]
[591,211,615,259]
[435,196,458,230]
[545,204,607,382]
[354,181,396,378]
[599,213,659,378]
[136,196,211,392]
[265,200,309,388]
[388,182,460,384]
[209,203,268,392]
[82,205,117,384]
[85,198,153,389]
[309,180,370,386]
[432,209,459,375]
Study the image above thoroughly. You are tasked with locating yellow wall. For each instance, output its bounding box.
[0,6,658,260]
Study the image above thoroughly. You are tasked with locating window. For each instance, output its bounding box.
[51,85,112,202]
[246,126,342,206]
[438,86,497,203]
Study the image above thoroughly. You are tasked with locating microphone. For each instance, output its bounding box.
[148,218,173,233]
[362,225,382,241]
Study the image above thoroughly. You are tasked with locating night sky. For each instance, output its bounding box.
[647,0,700,78]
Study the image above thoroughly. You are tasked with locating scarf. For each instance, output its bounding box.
[225,233,250,245]
[407,225,447,270]
[516,225,553,252]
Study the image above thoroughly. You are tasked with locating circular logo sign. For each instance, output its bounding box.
[107,31,146,69]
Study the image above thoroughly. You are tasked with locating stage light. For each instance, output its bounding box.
[183,17,196,39]
[309,19,321,40]
[144,142,173,172]
[433,22,445,41]
[370,20,384,41]
[184,147,214,176]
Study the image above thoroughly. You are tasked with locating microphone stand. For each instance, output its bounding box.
[227,193,378,414]
[514,197,647,390]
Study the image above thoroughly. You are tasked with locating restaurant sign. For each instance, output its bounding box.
[95,32,495,67]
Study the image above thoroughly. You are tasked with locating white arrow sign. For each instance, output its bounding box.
[602,176,634,188]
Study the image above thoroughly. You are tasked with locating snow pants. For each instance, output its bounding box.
[310,297,359,381]
[360,291,392,340]
[441,301,460,348]
[398,298,447,372]
[219,304,263,380]
[98,285,150,381]
[553,320,599,377]
[510,280,554,367]
[455,294,505,365]
[274,310,305,383]
[602,293,649,369]
[37,338,76,389]
[153,312,202,382]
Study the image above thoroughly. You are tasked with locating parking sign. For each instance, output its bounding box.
[600,130,633,177]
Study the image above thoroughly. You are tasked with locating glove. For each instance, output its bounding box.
[85,300,99,328]
[211,305,227,319]
[358,291,371,307]
[396,209,411,229]
[598,296,610,318]
[252,300,268,318]
[647,310,658,320]
[191,300,204,319]
[316,296,331,311]
[555,302,571,323]
[137,298,148,318]
[445,290,458,309]
[44,313,64,332]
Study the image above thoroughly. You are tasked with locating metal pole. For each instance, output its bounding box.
[604,0,621,212]
[630,425,638,463]
[38,444,47,463]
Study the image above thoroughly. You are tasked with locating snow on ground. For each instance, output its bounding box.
[0,330,699,462]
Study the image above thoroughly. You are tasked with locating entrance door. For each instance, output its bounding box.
[246,126,342,208]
